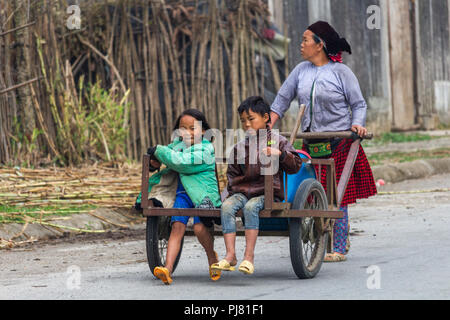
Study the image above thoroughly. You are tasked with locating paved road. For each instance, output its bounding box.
[1,174,450,300]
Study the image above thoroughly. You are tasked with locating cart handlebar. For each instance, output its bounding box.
[280,131,373,141]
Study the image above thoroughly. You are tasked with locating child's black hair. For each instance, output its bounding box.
[237,96,271,123]
[173,109,211,131]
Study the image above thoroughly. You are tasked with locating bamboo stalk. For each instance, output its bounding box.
[29,84,61,158]
[231,16,240,129]
[239,6,248,102]
[155,14,174,140]
[78,36,129,136]
[268,50,281,91]
[259,39,265,98]
[159,2,184,127]
[2,210,94,216]
[0,77,41,95]
[93,120,111,161]
[0,21,36,37]
[0,0,280,165]
[87,211,129,229]
[29,220,108,233]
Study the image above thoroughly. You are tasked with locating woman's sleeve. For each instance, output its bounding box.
[340,66,367,127]
[154,144,214,175]
[270,64,302,119]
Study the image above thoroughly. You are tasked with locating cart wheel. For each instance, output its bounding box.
[146,216,183,275]
[289,179,329,279]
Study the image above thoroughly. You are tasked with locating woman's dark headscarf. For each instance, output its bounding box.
[307,21,352,61]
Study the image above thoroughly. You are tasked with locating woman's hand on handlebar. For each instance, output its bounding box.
[351,125,368,138]
[268,112,280,129]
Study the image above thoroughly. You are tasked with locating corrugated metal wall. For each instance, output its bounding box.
[414,0,450,128]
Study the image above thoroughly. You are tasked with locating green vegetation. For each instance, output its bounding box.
[367,148,450,167]
[437,123,450,130]
[0,204,97,224]
[362,132,441,147]
[377,132,433,143]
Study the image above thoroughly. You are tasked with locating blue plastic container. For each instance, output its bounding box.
[259,151,316,232]
[283,151,317,203]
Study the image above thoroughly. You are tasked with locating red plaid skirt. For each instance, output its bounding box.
[303,139,377,206]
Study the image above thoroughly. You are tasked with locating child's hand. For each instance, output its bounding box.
[150,160,161,169]
[262,147,282,157]
[147,146,157,157]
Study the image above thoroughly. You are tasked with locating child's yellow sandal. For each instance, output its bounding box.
[209,252,222,281]
[154,267,173,285]
[209,267,221,281]
[238,260,254,275]
[211,259,236,272]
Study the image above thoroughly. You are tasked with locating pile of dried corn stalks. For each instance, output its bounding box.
[0,163,227,208]
[0,161,228,248]
[0,163,142,208]
[0,163,142,248]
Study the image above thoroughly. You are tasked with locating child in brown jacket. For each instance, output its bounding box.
[211,96,302,275]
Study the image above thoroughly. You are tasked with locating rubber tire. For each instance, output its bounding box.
[146,216,183,276]
[289,179,329,279]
